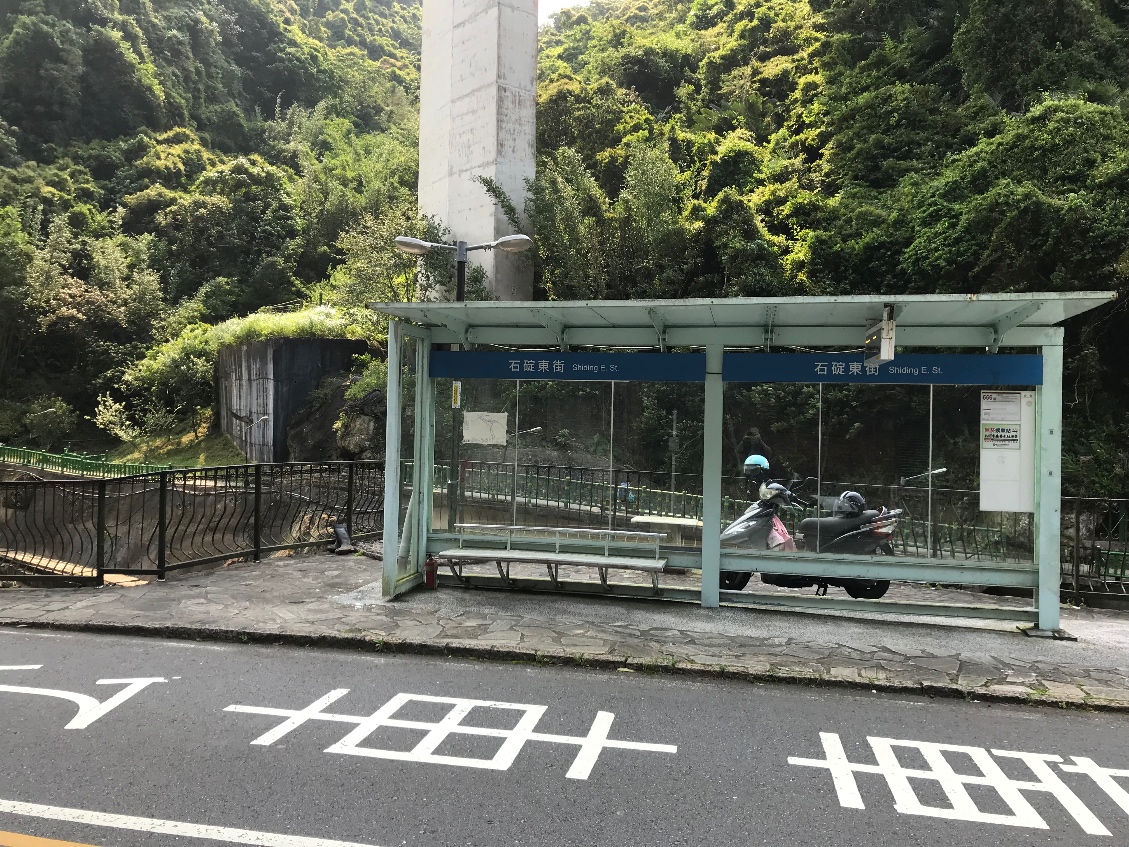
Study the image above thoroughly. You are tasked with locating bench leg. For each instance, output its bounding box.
[599,567,609,591]
[651,571,661,595]
[446,560,470,586]
[495,559,515,587]
[546,563,562,589]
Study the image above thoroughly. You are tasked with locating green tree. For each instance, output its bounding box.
[0,14,83,145]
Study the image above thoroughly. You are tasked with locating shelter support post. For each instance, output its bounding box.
[1034,333,1064,631]
[700,345,724,608]
[413,334,434,576]
[382,320,403,598]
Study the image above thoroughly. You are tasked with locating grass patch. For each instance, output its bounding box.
[106,411,246,467]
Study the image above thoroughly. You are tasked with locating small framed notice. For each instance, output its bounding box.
[462,411,507,445]
[979,391,1034,512]
[981,423,1021,450]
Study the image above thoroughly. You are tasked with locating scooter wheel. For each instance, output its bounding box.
[845,579,890,599]
[720,571,752,591]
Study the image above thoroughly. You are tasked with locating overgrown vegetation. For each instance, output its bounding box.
[518,0,1129,492]
[0,0,429,453]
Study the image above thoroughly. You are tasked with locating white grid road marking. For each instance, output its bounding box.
[226,691,677,779]
[1062,757,1129,818]
[790,732,1127,835]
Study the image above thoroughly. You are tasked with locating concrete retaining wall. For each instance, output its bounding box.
[217,339,367,462]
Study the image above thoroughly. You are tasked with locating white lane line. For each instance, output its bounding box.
[0,666,42,671]
[0,630,71,638]
[0,800,383,847]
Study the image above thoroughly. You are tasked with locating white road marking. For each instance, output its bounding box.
[228,691,677,779]
[0,798,381,847]
[0,676,166,729]
[790,732,1125,835]
[244,690,351,746]
[1062,758,1129,817]
[0,630,71,638]
[0,666,42,671]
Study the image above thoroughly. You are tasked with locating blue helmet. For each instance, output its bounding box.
[743,455,770,483]
[743,454,770,472]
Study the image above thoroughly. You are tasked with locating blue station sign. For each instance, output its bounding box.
[430,351,707,382]
[722,353,1043,385]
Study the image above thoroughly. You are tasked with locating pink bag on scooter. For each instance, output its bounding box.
[767,514,796,551]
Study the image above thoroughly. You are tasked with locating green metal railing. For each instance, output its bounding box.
[0,444,172,478]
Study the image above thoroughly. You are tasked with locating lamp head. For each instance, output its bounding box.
[394,236,435,256]
[493,234,534,253]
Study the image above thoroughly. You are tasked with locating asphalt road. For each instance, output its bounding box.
[2,629,1128,847]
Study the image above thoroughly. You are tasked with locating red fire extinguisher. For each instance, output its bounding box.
[424,555,437,589]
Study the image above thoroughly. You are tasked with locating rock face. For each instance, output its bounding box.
[286,378,386,462]
[338,390,386,460]
[286,376,349,462]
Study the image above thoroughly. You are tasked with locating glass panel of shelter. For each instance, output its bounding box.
[427,346,1039,602]
[443,375,708,536]
[434,357,708,591]
[720,374,1037,602]
[394,332,418,581]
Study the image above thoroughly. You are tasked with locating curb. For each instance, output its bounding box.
[3,618,1127,714]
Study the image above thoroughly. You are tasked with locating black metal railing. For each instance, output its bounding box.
[0,461,384,583]
[1062,496,1129,598]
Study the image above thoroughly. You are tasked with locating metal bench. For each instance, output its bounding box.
[437,524,667,593]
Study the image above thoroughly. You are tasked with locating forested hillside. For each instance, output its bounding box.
[511,0,1129,492]
[0,0,428,448]
[0,0,1127,492]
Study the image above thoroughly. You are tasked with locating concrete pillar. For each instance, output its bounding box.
[418,0,536,300]
[1035,333,1064,631]
[382,321,403,599]
[700,345,724,608]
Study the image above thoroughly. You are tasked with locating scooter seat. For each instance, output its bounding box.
[798,510,881,536]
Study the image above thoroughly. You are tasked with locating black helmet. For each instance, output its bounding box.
[836,490,866,516]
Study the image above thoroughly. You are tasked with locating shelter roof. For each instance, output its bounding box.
[369,292,1116,349]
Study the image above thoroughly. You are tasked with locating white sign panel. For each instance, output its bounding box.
[981,392,1023,422]
[979,390,1035,512]
[462,411,507,445]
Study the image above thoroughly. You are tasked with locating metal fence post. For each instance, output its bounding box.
[96,479,106,587]
[1072,497,1081,604]
[157,471,168,581]
[253,464,262,562]
[346,462,355,536]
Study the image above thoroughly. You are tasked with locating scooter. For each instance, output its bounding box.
[718,479,902,599]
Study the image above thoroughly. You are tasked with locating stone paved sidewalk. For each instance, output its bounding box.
[1,552,1128,711]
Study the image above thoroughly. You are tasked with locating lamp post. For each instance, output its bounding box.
[394,233,534,531]
[900,467,947,557]
[510,423,542,525]
[393,234,533,302]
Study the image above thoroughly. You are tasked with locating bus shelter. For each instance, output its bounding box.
[370,293,1115,633]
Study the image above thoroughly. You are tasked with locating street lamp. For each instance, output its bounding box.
[393,234,533,302]
[899,468,947,487]
[393,233,533,532]
[509,425,542,525]
[899,467,947,558]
